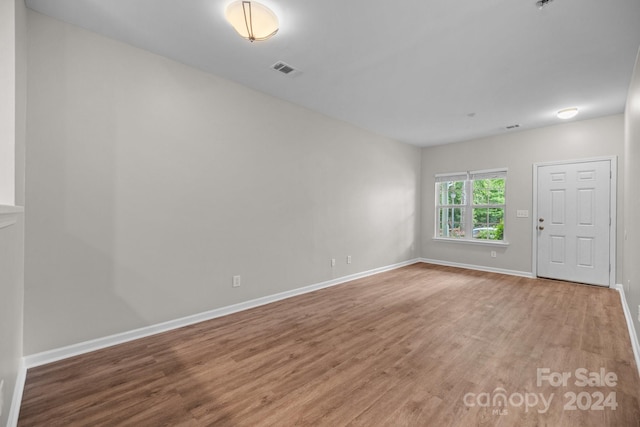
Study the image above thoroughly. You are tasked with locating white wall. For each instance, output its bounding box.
[0,0,16,206]
[13,0,26,208]
[24,11,422,355]
[0,0,26,425]
[421,115,625,277]
[623,48,640,343]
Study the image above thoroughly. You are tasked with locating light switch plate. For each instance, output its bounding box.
[516,210,529,218]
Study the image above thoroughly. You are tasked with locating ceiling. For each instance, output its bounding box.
[25,0,640,147]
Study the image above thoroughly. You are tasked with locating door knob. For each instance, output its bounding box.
[538,226,545,230]
[539,218,544,222]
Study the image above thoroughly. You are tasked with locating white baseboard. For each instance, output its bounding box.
[420,258,534,278]
[6,358,26,427]
[24,258,421,369]
[615,284,640,376]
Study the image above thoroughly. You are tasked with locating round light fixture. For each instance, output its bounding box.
[557,107,579,119]
[225,1,279,42]
[536,0,553,10]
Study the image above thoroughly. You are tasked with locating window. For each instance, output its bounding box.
[435,169,506,242]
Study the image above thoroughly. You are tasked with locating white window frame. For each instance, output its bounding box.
[434,168,509,246]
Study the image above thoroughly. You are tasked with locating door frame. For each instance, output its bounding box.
[532,156,617,288]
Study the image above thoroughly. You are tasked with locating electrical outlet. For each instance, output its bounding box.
[491,251,497,258]
[232,275,241,288]
[347,255,352,264]
[331,258,336,267]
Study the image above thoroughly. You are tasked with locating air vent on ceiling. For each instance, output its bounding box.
[505,124,520,130]
[272,61,298,75]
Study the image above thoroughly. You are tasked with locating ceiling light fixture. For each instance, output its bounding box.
[557,108,579,119]
[536,0,553,10]
[225,1,279,42]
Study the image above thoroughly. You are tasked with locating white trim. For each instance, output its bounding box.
[615,284,640,377]
[0,205,23,230]
[532,156,617,287]
[469,168,508,180]
[532,156,619,167]
[0,205,23,214]
[7,358,26,427]
[434,171,468,180]
[469,167,508,175]
[610,158,618,288]
[432,237,509,247]
[532,163,539,282]
[420,258,534,278]
[24,258,421,368]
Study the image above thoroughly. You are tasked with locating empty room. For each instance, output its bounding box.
[3,0,640,425]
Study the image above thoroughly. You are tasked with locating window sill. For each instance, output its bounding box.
[0,205,24,230]
[432,237,510,247]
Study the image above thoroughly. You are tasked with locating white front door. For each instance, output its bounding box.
[536,160,611,286]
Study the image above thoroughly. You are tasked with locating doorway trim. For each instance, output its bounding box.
[532,156,617,288]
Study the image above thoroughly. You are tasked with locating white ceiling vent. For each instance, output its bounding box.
[272,61,298,76]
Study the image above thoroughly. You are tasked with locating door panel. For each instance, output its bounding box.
[537,160,611,286]
[551,190,565,224]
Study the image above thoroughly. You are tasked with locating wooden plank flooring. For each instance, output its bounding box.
[18,263,640,426]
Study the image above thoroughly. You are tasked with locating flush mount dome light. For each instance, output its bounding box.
[536,0,553,9]
[557,107,579,119]
[225,1,279,42]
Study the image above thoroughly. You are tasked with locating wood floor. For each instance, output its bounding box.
[18,263,640,426]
